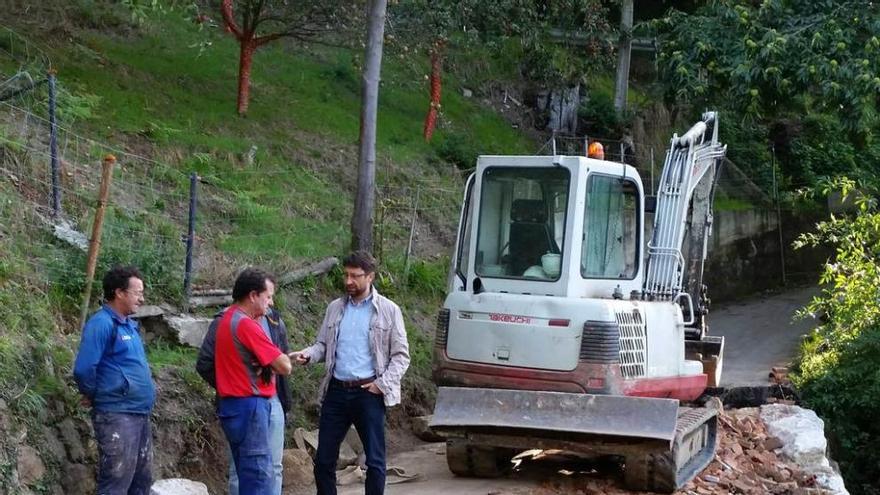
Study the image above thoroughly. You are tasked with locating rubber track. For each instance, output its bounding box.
[624,405,719,493]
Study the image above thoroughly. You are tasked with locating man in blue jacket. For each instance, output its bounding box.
[74,265,156,495]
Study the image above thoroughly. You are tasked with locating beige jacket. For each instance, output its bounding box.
[303,288,410,407]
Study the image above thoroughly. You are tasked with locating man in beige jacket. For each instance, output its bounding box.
[291,251,410,495]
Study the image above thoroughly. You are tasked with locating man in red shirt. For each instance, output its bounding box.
[215,268,292,495]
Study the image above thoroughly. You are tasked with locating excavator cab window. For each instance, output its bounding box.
[475,167,569,280]
[582,175,639,280]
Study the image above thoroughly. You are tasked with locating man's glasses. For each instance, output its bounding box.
[125,289,145,297]
[343,272,369,280]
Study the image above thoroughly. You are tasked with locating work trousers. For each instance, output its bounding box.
[93,411,153,495]
[314,381,387,495]
[229,395,284,495]
[218,396,272,495]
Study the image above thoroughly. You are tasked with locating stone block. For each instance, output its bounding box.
[17,445,45,486]
[150,478,209,495]
[282,449,315,488]
[165,315,212,348]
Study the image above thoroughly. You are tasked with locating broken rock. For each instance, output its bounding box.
[150,478,208,495]
[282,449,314,489]
[165,315,212,348]
[411,415,444,442]
[17,445,45,486]
[760,404,827,469]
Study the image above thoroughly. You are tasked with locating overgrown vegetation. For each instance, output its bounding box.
[792,178,880,495]
[0,3,532,485]
[650,1,880,194]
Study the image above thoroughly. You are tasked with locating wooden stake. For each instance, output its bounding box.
[79,155,116,329]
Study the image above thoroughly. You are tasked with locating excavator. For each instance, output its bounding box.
[430,112,727,492]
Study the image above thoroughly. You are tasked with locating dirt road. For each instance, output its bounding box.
[337,442,627,495]
[335,288,819,494]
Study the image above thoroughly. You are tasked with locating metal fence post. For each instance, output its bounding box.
[183,172,198,310]
[771,145,786,286]
[403,185,421,283]
[48,70,60,216]
[79,155,116,329]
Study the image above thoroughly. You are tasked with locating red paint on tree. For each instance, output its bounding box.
[221,0,283,116]
[423,41,444,141]
[237,39,255,116]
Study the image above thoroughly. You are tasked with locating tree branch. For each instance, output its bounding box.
[221,0,243,39]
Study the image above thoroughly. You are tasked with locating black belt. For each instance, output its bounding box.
[331,376,376,388]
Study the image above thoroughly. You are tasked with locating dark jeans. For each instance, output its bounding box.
[92,411,152,495]
[314,381,387,495]
[218,397,273,495]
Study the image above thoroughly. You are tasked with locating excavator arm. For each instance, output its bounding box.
[643,111,727,336]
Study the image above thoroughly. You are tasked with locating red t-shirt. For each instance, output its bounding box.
[215,306,282,398]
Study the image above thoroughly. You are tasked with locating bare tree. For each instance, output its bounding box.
[351,0,388,252]
[220,0,358,116]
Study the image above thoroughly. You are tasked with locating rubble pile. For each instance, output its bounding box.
[522,407,835,495]
[769,366,791,386]
[683,407,830,495]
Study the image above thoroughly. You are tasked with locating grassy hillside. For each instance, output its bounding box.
[0,2,535,491]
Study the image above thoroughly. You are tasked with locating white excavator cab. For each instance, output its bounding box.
[452,155,645,300]
[431,112,727,492]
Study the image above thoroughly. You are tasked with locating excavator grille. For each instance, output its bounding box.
[616,310,647,378]
[435,309,450,347]
[580,321,620,363]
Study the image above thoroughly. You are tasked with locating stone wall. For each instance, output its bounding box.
[703,209,828,302]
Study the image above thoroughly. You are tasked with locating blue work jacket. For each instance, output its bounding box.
[73,305,156,414]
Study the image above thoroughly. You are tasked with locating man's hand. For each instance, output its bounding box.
[288,350,309,365]
[361,382,383,395]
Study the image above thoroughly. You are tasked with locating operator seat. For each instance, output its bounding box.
[508,199,559,276]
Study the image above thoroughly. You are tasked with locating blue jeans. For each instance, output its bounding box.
[314,381,387,495]
[218,397,272,495]
[92,412,152,495]
[229,396,284,495]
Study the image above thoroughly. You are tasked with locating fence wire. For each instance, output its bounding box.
[1,58,777,309]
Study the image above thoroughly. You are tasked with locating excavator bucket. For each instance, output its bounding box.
[430,386,680,443]
[686,335,724,387]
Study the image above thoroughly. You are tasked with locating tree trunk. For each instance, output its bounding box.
[351,0,388,252]
[237,37,257,116]
[613,0,634,115]
[423,44,443,141]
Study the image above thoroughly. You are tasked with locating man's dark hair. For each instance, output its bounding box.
[103,265,143,301]
[232,267,274,302]
[342,251,377,274]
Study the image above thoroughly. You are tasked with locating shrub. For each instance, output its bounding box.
[578,88,621,138]
[792,178,880,494]
[434,132,479,171]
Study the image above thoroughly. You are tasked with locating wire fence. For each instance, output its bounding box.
[1,27,782,313]
[0,75,465,312]
[1,81,783,294]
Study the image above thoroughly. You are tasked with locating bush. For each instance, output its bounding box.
[434,132,479,171]
[788,114,861,187]
[792,178,880,494]
[578,88,621,137]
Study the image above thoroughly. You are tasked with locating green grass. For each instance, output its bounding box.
[714,196,756,211]
[0,5,540,471]
[37,9,533,286]
[57,12,532,160]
